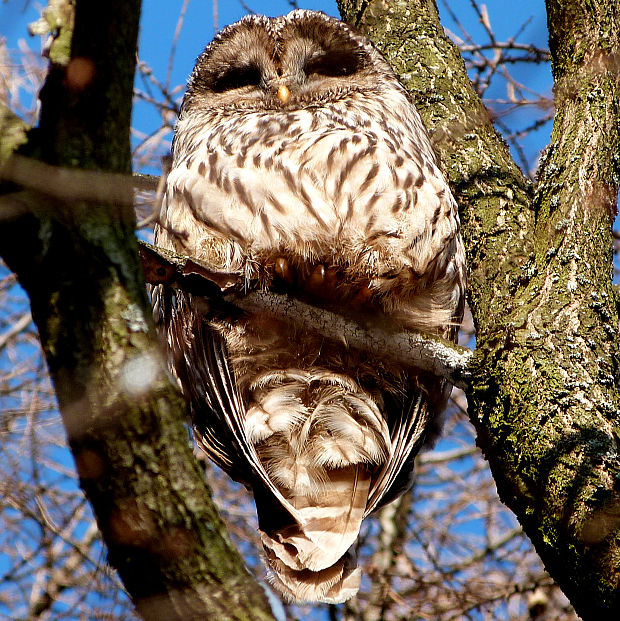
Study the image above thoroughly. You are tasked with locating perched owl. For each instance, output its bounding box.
[152,10,465,604]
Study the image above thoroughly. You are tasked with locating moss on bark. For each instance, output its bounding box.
[338,0,620,617]
[0,1,276,619]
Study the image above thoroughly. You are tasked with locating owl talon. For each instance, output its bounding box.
[324,267,340,294]
[274,257,295,284]
[303,264,344,301]
[350,282,374,308]
[305,264,326,292]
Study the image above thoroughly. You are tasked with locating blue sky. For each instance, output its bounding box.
[2,0,553,174]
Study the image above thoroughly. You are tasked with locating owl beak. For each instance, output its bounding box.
[277,84,291,104]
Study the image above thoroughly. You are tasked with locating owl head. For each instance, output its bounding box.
[181,10,405,115]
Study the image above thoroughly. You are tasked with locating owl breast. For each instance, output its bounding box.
[163,87,460,316]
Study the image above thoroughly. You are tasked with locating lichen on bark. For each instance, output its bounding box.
[338,0,620,617]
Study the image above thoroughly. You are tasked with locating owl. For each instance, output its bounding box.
[152,10,465,604]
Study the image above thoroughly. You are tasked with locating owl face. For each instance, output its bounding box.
[182,11,403,114]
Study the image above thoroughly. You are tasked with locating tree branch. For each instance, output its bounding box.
[138,241,473,389]
[338,1,620,618]
[0,1,277,619]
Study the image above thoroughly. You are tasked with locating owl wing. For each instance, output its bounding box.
[152,282,309,523]
[153,277,445,518]
[366,391,430,514]
[153,278,446,603]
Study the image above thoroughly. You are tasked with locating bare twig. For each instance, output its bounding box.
[166,0,190,90]
[0,312,31,350]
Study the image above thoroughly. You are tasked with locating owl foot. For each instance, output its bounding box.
[272,256,375,308]
[304,264,341,297]
[350,282,373,309]
[273,257,340,299]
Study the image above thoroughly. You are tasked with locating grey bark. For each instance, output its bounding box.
[337,0,620,618]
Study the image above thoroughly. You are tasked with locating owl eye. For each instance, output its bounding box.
[211,65,262,92]
[305,51,361,77]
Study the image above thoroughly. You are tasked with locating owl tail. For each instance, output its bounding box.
[259,465,370,603]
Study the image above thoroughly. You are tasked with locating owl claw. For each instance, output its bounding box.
[305,264,326,291]
[350,282,374,308]
[274,257,296,284]
[324,267,339,289]
[274,258,375,309]
[303,264,344,301]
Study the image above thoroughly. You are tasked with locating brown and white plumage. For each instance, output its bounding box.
[152,10,465,603]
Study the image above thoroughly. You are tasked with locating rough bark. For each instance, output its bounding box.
[0,2,276,619]
[338,0,620,618]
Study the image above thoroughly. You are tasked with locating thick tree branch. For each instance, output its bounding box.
[0,2,277,619]
[338,1,620,618]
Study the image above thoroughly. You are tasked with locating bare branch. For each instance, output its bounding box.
[139,241,473,388]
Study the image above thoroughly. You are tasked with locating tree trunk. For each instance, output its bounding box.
[337,0,620,618]
[0,1,276,619]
